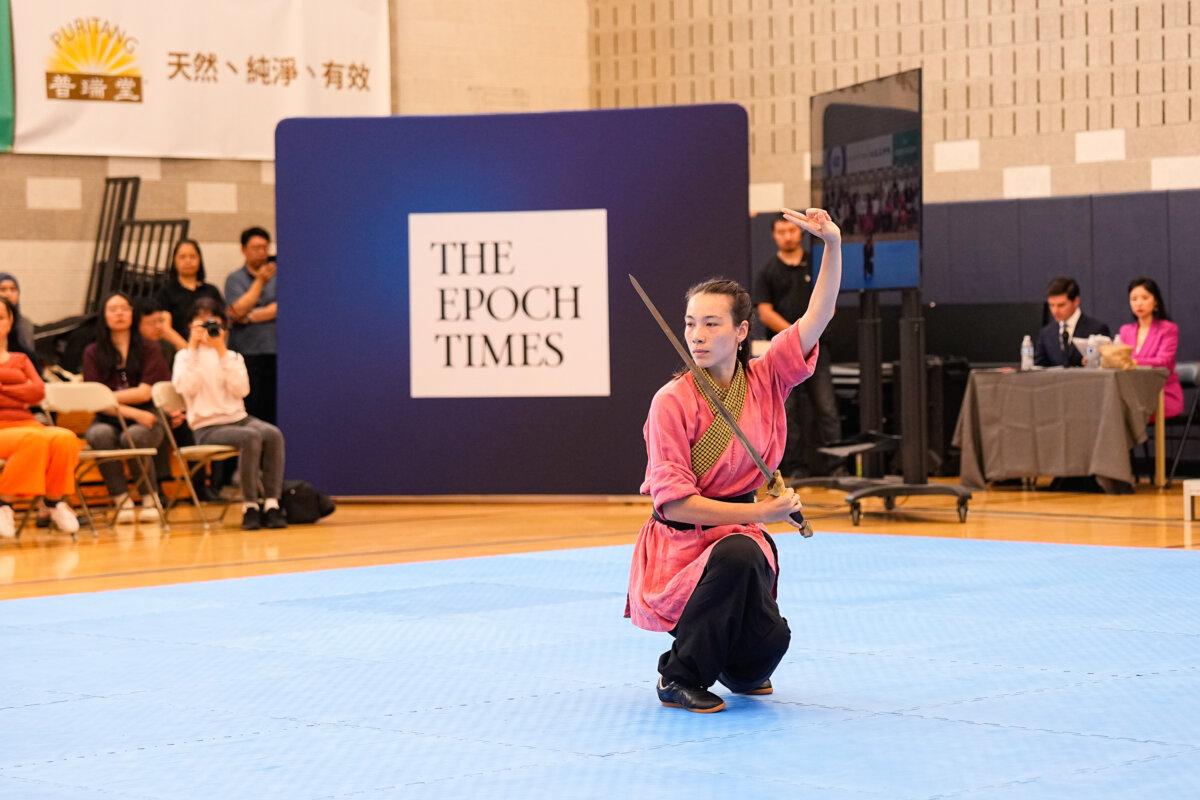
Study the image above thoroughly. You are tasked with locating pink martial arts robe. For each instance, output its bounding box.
[626,323,819,633]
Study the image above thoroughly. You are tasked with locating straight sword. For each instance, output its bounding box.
[629,274,813,537]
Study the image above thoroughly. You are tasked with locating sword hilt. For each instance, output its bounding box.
[766,470,813,538]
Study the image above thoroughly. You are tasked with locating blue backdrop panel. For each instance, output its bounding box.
[1090,192,1170,336]
[275,106,749,495]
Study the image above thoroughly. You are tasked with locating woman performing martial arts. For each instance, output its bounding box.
[626,207,842,713]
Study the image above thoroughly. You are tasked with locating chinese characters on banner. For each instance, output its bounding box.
[12,0,390,159]
[164,53,372,92]
[46,74,142,101]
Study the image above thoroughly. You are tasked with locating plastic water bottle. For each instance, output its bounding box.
[1085,336,1099,368]
[1020,335,1034,371]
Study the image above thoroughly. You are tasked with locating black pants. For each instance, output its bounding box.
[243,353,277,425]
[659,534,791,691]
[780,345,840,477]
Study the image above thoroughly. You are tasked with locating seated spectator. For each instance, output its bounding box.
[138,296,177,366]
[0,298,82,538]
[0,273,38,361]
[172,298,286,531]
[1034,276,1111,368]
[82,292,171,524]
[156,239,224,353]
[1119,277,1183,420]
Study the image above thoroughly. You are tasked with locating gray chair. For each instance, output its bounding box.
[1168,362,1200,482]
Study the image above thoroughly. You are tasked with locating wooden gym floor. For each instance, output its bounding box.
[0,481,1193,601]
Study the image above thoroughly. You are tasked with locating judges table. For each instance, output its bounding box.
[953,367,1168,492]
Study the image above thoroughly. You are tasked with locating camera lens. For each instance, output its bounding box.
[203,320,221,337]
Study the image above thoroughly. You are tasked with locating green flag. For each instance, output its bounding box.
[0,0,12,151]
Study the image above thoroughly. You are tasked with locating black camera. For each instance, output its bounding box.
[202,320,223,337]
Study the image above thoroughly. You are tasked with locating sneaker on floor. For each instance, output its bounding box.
[49,501,80,534]
[137,497,159,523]
[0,505,15,539]
[262,507,287,529]
[113,494,135,524]
[241,506,262,531]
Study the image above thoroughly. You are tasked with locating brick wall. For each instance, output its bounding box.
[590,0,1200,207]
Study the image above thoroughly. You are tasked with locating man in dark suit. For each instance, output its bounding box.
[1033,276,1111,367]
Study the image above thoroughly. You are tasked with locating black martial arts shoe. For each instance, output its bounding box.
[717,673,773,695]
[656,678,726,713]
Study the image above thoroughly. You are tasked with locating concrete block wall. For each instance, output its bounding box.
[590,0,1200,208]
[0,154,274,324]
[8,0,1197,326]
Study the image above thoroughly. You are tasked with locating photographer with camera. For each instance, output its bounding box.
[172,297,287,531]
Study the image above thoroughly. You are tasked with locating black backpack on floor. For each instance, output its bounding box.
[281,480,336,524]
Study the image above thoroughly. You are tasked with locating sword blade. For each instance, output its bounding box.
[628,274,774,483]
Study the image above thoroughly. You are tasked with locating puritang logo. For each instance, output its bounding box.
[45,17,142,103]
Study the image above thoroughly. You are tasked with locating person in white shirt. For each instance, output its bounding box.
[172,298,287,531]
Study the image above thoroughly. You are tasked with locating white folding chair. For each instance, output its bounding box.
[42,381,169,536]
[151,381,239,531]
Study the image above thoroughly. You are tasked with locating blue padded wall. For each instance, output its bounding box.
[923,189,1198,360]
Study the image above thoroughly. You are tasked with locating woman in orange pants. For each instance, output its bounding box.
[0,298,82,537]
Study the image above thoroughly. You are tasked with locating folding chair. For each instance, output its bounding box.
[42,382,169,536]
[151,381,239,531]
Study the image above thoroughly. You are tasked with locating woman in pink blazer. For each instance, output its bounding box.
[1118,277,1183,419]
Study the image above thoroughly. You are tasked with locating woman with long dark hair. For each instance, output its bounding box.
[81,292,172,523]
[1119,276,1182,419]
[155,239,225,352]
[626,208,842,713]
[0,298,82,538]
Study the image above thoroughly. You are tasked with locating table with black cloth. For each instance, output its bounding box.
[952,367,1168,492]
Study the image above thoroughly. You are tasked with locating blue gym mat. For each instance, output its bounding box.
[1,532,1198,799]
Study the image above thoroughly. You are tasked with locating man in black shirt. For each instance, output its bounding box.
[753,213,841,477]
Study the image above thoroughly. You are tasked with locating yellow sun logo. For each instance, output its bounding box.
[45,18,142,102]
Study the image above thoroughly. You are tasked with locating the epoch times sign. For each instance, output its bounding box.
[408,209,610,398]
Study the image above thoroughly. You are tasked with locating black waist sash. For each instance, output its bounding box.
[652,491,756,531]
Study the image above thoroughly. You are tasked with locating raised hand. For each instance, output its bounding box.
[187,323,207,350]
[782,207,841,243]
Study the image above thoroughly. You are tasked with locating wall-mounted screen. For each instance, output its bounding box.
[811,69,922,291]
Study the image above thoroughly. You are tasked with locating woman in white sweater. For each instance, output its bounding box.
[172,298,286,531]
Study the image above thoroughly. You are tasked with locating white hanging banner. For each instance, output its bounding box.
[10,0,390,159]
